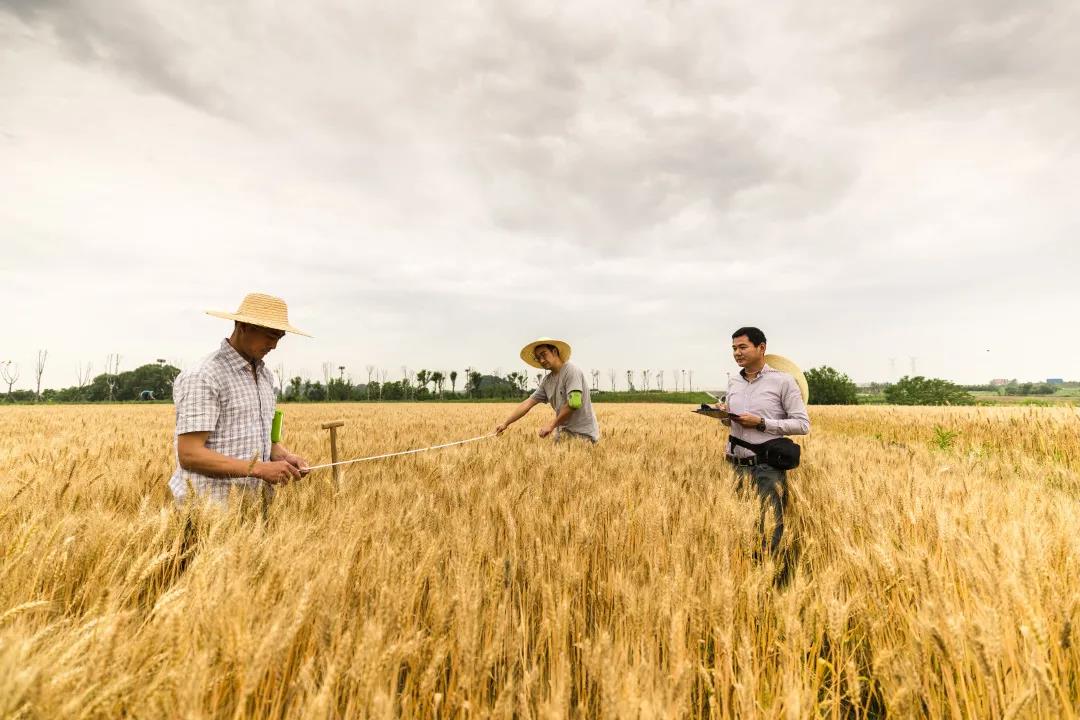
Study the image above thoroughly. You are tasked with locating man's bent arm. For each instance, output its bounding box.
[764,381,810,436]
[550,403,575,429]
[496,397,541,433]
[178,432,260,477]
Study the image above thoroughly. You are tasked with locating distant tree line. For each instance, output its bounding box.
[883,376,975,405]
[0,362,181,403]
[805,367,978,406]
[1002,382,1059,396]
[3,357,1047,408]
[958,382,1060,395]
[280,370,530,402]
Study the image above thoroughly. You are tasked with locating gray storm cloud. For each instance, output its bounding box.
[2,0,1078,388]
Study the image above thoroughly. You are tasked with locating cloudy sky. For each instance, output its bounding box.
[2,0,1078,392]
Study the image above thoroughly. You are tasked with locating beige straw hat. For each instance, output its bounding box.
[520,337,572,369]
[206,293,313,337]
[764,354,809,403]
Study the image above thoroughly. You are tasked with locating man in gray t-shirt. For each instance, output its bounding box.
[493,337,601,443]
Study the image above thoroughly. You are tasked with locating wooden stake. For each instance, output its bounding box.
[321,420,345,492]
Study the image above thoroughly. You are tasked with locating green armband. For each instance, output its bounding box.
[271,410,284,443]
[568,391,582,410]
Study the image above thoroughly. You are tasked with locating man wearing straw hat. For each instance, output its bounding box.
[715,326,810,555]
[168,293,313,505]
[493,338,600,444]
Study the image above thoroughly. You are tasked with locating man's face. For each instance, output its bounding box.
[533,346,559,370]
[731,335,765,368]
[239,323,285,360]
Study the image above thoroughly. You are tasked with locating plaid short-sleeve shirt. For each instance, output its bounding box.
[168,339,277,503]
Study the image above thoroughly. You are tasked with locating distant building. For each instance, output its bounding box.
[990,378,1010,387]
[1047,378,1065,385]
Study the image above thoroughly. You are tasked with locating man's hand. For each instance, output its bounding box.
[253,460,302,485]
[733,413,763,428]
[283,452,311,477]
[493,422,509,436]
[705,402,733,426]
[538,424,555,438]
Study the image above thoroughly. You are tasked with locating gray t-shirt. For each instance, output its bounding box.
[530,361,600,442]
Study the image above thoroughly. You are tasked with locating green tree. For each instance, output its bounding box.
[305,381,327,402]
[327,377,352,401]
[467,371,482,398]
[449,370,458,395]
[804,366,858,405]
[505,372,529,394]
[884,376,975,406]
[83,363,180,401]
[1005,382,1057,396]
[431,371,445,396]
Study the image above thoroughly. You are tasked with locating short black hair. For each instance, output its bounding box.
[534,343,560,357]
[731,327,767,347]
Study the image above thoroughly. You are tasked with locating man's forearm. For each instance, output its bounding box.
[765,416,810,436]
[502,398,538,427]
[551,405,575,428]
[179,446,257,478]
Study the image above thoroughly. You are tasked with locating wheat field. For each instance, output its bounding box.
[1,403,1078,719]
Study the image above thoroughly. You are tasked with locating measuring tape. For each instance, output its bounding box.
[306,432,497,471]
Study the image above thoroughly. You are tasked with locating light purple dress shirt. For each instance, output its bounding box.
[726,364,810,459]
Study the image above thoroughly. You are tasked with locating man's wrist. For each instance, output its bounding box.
[755,418,767,432]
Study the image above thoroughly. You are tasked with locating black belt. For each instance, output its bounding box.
[725,454,758,467]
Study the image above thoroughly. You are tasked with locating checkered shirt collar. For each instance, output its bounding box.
[217,338,262,375]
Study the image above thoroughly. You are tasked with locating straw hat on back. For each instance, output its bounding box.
[206,293,313,337]
[520,338,572,369]
[764,354,809,403]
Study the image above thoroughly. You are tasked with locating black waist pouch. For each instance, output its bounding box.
[729,435,801,470]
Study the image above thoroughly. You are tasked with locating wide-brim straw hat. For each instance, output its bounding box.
[765,353,809,403]
[206,293,313,337]
[520,337,572,369]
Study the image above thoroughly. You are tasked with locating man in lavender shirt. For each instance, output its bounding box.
[715,326,810,555]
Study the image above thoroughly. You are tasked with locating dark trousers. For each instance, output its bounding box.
[733,463,788,555]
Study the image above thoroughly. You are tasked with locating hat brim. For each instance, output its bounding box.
[206,310,313,338]
[765,353,809,403]
[520,339,572,369]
